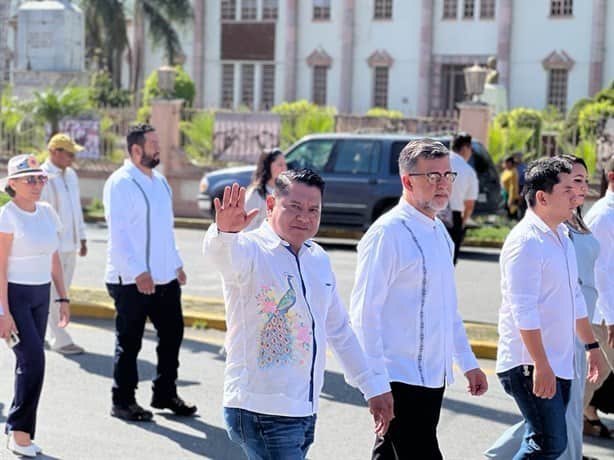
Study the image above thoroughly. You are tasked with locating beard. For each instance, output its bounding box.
[140,151,160,169]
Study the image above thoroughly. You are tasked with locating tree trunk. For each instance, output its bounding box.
[131,0,145,106]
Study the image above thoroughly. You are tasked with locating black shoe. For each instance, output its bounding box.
[151,396,197,416]
[111,403,154,422]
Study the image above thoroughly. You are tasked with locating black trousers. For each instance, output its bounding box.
[373,382,445,460]
[446,210,465,265]
[106,279,184,406]
[5,283,50,439]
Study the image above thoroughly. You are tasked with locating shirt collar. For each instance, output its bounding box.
[524,208,568,239]
[397,198,439,228]
[43,159,62,175]
[257,220,314,253]
[124,159,154,182]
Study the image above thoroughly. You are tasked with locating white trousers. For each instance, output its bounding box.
[46,251,77,349]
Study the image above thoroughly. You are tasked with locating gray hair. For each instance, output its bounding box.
[398,139,449,174]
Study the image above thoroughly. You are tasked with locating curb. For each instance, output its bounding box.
[84,214,504,248]
[71,292,498,359]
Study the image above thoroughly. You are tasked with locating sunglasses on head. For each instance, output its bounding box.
[19,175,48,185]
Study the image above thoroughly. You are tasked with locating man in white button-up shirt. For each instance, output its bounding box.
[203,170,393,460]
[103,124,196,422]
[496,157,605,459]
[350,139,488,460]
[583,155,614,432]
[40,133,87,355]
[447,132,479,265]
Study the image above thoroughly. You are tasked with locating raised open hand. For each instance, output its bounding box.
[214,183,259,233]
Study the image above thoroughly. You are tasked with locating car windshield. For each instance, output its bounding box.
[285,139,335,172]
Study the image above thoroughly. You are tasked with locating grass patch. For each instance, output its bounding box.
[466,225,511,242]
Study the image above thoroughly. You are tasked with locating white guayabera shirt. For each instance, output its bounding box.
[350,199,479,389]
[585,189,614,326]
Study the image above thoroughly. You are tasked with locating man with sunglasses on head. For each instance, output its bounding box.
[350,139,488,460]
[40,133,87,355]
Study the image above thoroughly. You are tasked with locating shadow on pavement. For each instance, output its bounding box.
[459,250,500,263]
[319,371,366,407]
[443,396,521,426]
[125,413,243,459]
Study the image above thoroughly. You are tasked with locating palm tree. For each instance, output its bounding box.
[32,87,92,135]
[131,0,193,101]
[80,0,129,89]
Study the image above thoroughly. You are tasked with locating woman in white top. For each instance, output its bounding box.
[243,149,287,232]
[0,154,70,458]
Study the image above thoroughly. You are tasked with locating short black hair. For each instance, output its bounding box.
[274,169,325,197]
[524,157,573,208]
[4,185,15,197]
[126,124,156,156]
[452,132,472,152]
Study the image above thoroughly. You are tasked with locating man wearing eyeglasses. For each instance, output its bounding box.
[350,139,488,460]
[40,133,87,355]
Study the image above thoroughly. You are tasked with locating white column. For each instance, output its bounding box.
[589,0,607,95]
[417,0,434,116]
[339,0,355,114]
[284,0,298,101]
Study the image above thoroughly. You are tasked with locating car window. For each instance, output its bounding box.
[285,140,335,172]
[332,140,380,174]
[469,143,491,175]
[390,141,410,175]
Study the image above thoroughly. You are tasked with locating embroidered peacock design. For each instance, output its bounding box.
[258,274,297,367]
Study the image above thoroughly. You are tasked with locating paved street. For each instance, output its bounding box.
[74,223,502,324]
[1,318,612,460]
[0,321,614,460]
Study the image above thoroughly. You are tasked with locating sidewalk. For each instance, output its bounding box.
[69,286,499,359]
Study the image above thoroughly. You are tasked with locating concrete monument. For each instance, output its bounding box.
[13,0,87,98]
[482,55,508,116]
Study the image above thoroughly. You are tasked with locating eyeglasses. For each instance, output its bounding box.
[20,175,48,185]
[407,172,458,184]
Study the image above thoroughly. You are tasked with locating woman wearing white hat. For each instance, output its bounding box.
[0,154,70,457]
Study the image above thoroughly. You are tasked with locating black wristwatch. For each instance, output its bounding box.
[54,298,70,304]
[584,341,600,351]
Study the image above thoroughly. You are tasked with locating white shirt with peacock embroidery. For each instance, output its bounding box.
[202,221,391,417]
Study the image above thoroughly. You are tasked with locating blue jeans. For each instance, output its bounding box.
[224,407,316,460]
[498,365,572,460]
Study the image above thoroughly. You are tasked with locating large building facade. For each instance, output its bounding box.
[8,1,614,117]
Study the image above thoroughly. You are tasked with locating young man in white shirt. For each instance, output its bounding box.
[202,169,393,460]
[496,157,605,459]
[447,132,479,265]
[583,155,614,435]
[40,133,87,355]
[350,139,488,460]
[103,124,196,422]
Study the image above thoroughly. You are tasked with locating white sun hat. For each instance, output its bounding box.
[0,154,49,190]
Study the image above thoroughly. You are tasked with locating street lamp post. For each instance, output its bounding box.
[157,65,177,98]
[463,62,488,103]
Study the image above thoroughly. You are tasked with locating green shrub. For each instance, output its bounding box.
[578,100,614,140]
[142,65,195,107]
[0,193,10,207]
[574,140,597,176]
[89,71,132,107]
[507,108,542,156]
[366,108,404,119]
[271,100,335,149]
[180,111,216,164]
